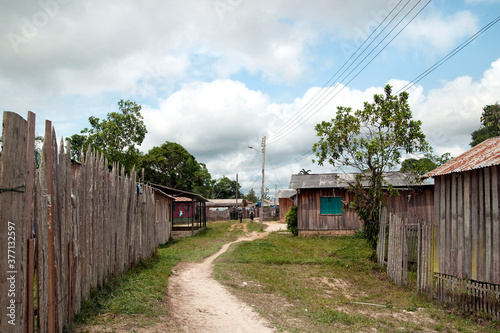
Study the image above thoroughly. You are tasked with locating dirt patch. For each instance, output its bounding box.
[165,222,286,332]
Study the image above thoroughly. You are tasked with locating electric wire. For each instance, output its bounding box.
[267,0,408,143]
[267,0,430,146]
[397,14,500,93]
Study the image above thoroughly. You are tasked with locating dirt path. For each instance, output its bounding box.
[166,221,286,333]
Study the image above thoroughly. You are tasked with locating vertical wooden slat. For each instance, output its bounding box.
[484,167,492,283]
[0,112,28,332]
[25,111,36,333]
[471,170,479,281]
[44,121,57,333]
[463,171,471,279]
[478,169,485,282]
[457,173,464,279]
[451,174,457,276]
[492,166,499,284]
[440,176,446,274]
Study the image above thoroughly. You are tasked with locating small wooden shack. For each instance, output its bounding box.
[149,184,208,231]
[290,172,433,236]
[422,137,500,316]
[277,189,296,223]
[152,187,175,244]
[206,198,247,221]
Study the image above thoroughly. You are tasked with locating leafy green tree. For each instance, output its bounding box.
[68,100,147,173]
[212,176,243,199]
[471,103,500,146]
[140,141,211,196]
[401,152,453,176]
[246,188,259,203]
[313,84,429,252]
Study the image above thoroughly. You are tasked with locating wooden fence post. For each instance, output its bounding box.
[0,111,34,332]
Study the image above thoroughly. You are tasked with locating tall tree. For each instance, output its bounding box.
[400,152,452,176]
[313,84,429,252]
[140,141,211,196]
[471,102,500,146]
[299,168,311,175]
[246,188,259,203]
[212,176,243,199]
[68,100,147,172]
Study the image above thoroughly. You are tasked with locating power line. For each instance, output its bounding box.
[267,0,428,145]
[397,14,500,93]
[267,0,408,143]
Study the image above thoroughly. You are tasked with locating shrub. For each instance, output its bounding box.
[285,205,298,236]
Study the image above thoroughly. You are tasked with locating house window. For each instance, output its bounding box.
[320,197,342,215]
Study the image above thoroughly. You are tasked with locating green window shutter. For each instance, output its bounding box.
[320,197,342,215]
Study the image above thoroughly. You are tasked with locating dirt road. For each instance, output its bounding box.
[166,221,286,333]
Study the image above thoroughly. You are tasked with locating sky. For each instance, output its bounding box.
[1,0,500,198]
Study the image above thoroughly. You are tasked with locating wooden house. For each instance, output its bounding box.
[277,189,296,223]
[422,137,500,315]
[290,172,434,236]
[206,198,247,221]
[152,187,175,244]
[149,184,208,231]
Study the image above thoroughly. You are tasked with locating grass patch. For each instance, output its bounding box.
[215,232,500,333]
[72,221,500,333]
[70,221,247,331]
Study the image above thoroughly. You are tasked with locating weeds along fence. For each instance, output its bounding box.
[0,111,171,332]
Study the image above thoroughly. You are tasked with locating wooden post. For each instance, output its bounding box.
[0,112,31,332]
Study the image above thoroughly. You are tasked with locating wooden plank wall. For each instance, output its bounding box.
[279,198,294,223]
[297,187,433,232]
[433,168,500,318]
[433,168,500,284]
[0,111,171,332]
[297,188,362,231]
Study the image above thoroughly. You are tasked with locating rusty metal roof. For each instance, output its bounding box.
[422,137,500,178]
[290,171,433,189]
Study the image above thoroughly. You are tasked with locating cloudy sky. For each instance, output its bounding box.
[2,0,500,197]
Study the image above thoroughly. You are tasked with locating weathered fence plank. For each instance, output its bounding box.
[1,111,174,331]
[0,112,31,332]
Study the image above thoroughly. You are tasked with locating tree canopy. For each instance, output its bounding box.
[313,84,429,251]
[471,102,500,147]
[400,152,452,176]
[68,100,147,172]
[246,188,259,203]
[140,141,212,197]
[212,176,243,199]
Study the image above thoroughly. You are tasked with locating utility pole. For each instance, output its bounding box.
[274,183,277,219]
[236,173,241,223]
[260,136,266,231]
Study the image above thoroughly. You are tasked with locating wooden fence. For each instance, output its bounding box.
[0,111,171,332]
[377,207,433,295]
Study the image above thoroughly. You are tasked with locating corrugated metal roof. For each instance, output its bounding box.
[422,137,500,178]
[206,199,247,207]
[277,189,297,199]
[290,172,433,189]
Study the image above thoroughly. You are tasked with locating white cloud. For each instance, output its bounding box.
[401,10,479,54]
[409,58,500,155]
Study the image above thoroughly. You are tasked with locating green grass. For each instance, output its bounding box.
[214,232,500,333]
[71,221,500,333]
[69,220,250,331]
